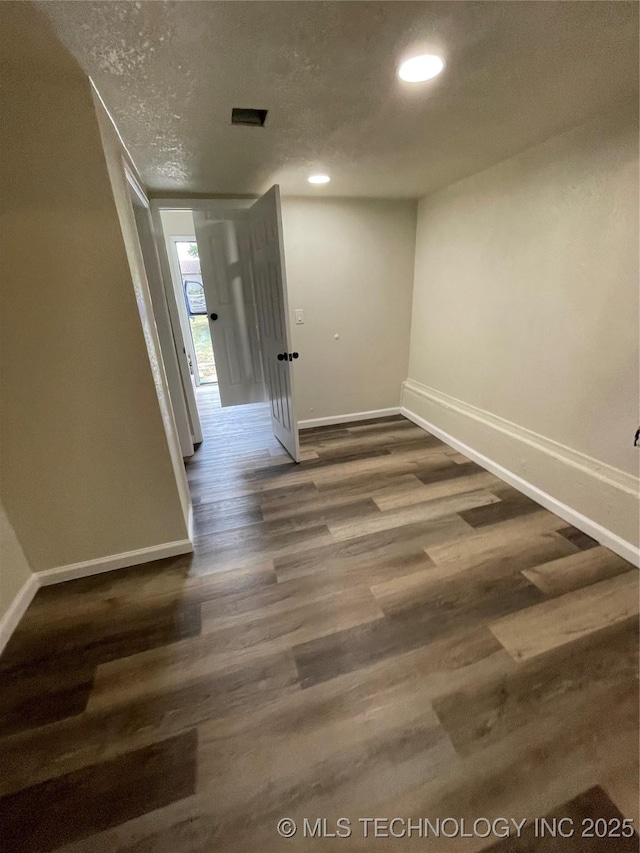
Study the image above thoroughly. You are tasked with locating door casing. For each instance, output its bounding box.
[150,205,204,447]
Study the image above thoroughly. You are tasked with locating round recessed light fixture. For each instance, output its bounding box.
[398,54,444,83]
[308,174,331,184]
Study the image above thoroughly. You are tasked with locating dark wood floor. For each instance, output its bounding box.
[1,384,638,852]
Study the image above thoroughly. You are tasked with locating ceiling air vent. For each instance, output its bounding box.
[231,108,268,127]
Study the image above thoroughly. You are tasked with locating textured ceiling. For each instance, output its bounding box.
[33,1,640,198]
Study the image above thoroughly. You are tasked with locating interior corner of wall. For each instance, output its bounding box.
[0,502,37,653]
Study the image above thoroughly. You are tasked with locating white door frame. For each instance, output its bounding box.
[168,234,204,387]
[121,164,193,538]
[151,198,255,213]
[124,169,195,462]
[150,204,204,445]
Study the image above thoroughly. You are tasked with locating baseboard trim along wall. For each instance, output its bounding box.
[0,573,39,655]
[37,536,195,587]
[401,379,640,567]
[298,407,401,430]
[1,530,195,655]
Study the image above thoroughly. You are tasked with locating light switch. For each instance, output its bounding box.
[295,308,304,325]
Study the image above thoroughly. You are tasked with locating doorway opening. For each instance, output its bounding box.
[154,190,300,462]
[173,239,217,386]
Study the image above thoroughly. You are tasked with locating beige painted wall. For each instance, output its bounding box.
[0,503,32,628]
[404,100,639,547]
[0,73,189,572]
[281,198,417,422]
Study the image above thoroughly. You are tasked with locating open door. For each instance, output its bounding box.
[193,212,266,406]
[150,205,203,450]
[248,186,300,462]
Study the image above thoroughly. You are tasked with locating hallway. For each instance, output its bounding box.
[0,386,638,852]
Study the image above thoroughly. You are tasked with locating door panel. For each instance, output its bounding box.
[150,209,203,448]
[193,213,266,406]
[132,203,194,458]
[248,186,300,462]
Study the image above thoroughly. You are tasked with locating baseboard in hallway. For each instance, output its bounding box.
[298,407,401,429]
[35,537,195,588]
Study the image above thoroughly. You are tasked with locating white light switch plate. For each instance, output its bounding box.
[295,308,304,324]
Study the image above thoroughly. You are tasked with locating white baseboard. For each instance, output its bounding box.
[187,504,194,541]
[37,536,195,587]
[0,535,195,655]
[298,407,400,430]
[0,573,39,655]
[401,380,639,568]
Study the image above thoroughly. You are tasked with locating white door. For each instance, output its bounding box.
[193,213,267,406]
[131,202,194,457]
[248,186,300,462]
[150,208,203,449]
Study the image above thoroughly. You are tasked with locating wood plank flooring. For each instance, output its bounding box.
[0,384,638,852]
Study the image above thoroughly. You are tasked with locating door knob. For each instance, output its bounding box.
[288,352,299,361]
[277,352,286,361]
[210,313,218,321]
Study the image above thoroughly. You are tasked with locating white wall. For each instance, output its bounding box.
[403,99,639,553]
[281,198,417,423]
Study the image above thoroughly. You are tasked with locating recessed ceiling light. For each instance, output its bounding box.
[308,174,330,184]
[398,54,444,83]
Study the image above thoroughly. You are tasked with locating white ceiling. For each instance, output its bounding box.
[35,1,640,198]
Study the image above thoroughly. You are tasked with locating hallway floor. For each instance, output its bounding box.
[1,385,638,852]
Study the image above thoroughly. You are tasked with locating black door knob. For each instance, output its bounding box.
[277,352,286,361]
[210,313,218,321]
[291,352,299,360]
